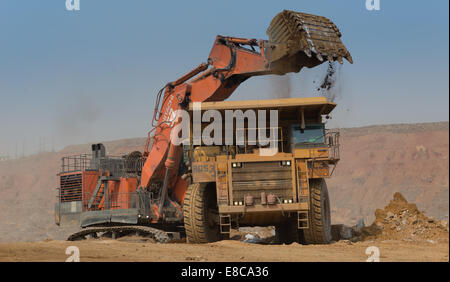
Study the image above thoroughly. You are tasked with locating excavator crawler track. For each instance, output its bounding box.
[67,225,171,243]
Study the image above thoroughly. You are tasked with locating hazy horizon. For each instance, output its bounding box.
[2,121,446,159]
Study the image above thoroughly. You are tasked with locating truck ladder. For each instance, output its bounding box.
[219,214,231,235]
[297,160,310,229]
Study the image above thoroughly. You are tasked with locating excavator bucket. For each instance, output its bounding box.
[265,10,352,73]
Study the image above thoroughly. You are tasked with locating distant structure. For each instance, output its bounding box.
[0,155,10,161]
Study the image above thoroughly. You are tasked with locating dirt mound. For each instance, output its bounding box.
[353,192,449,242]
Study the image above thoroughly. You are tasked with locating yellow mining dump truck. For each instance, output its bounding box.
[184,96,340,244]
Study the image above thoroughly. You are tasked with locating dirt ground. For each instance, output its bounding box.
[0,238,447,262]
[2,192,448,262]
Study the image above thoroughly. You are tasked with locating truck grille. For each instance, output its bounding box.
[231,161,293,204]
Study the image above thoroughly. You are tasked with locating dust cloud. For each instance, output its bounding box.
[53,93,102,149]
[269,75,291,98]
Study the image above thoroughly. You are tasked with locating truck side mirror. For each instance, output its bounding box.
[328,136,333,145]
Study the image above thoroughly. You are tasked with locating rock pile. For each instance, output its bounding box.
[232,193,448,244]
[352,192,449,241]
[232,226,276,244]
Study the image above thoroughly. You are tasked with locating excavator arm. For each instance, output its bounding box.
[139,10,353,217]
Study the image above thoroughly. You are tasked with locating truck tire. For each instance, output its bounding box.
[183,182,223,243]
[302,179,332,244]
[275,218,298,244]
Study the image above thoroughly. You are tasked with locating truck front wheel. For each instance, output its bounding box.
[301,179,332,244]
[183,182,224,243]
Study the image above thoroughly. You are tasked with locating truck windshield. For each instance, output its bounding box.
[291,124,325,146]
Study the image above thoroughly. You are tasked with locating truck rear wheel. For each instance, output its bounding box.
[302,179,332,244]
[183,182,223,243]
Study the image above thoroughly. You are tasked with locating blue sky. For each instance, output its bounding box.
[0,0,448,156]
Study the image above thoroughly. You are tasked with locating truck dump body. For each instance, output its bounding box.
[189,97,335,111]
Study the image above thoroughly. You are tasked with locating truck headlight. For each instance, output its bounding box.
[232,162,242,168]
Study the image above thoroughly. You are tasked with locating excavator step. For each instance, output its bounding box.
[87,178,106,210]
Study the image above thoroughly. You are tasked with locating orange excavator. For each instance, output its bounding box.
[58,10,352,242]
